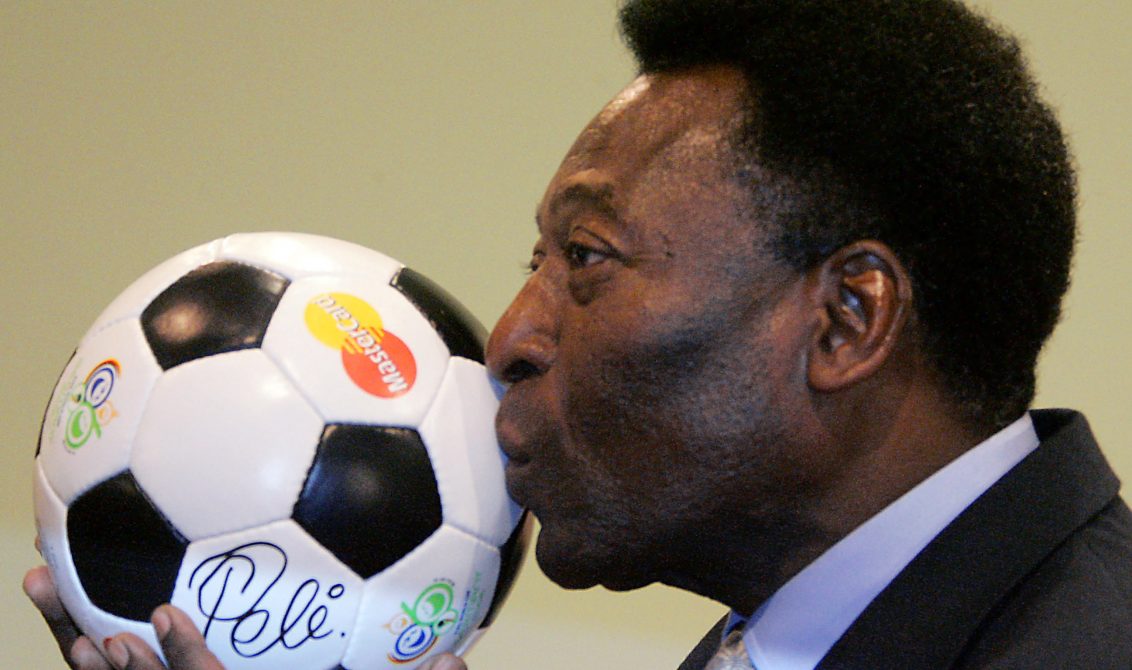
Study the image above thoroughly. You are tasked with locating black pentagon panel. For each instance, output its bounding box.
[391,267,487,363]
[479,510,533,629]
[141,261,289,370]
[294,424,443,579]
[67,471,188,622]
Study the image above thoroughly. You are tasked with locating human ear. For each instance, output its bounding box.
[807,240,912,392]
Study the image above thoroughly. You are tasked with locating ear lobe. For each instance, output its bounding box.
[808,241,912,392]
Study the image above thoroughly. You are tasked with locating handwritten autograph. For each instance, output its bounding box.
[187,541,346,658]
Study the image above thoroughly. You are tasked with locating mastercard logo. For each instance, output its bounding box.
[304,293,417,398]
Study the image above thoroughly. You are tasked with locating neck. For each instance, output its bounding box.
[665,378,993,614]
[658,506,841,614]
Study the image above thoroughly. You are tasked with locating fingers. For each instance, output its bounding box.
[24,565,74,643]
[151,605,225,670]
[101,632,165,670]
[420,653,469,670]
[24,565,93,669]
[72,637,114,670]
[98,605,224,670]
[26,566,223,670]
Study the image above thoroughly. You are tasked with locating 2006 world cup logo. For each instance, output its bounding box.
[384,582,459,663]
[63,359,121,450]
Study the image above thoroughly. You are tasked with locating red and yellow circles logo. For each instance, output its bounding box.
[304,293,417,398]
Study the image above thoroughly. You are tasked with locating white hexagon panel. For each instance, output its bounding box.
[172,519,364,670]
[130,350,324,540]
[38,319,162,505]
[419,358,522,546]
[342,525,501,670]
[218,232,404,284]
[262,275,450,428]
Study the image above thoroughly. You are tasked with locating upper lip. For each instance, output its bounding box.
[497,433,533,508]
[493,381,533,460]
[495,415,531,467]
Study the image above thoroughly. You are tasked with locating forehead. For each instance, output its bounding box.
[540,66,754,240]
[558,66,748,181]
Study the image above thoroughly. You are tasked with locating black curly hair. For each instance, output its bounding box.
[619,0,1077,429]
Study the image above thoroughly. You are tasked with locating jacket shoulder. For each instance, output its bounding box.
[955,498,1132,668]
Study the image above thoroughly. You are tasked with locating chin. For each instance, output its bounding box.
[534,529,654,592]
[534,535,599,589]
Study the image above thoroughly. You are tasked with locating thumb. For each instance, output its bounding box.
[151,605,226,669]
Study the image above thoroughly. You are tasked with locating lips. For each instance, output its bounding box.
[494,412,530,464]
[497,428,532,502]
[494,398,539,508]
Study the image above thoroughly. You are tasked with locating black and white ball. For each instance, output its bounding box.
[34,232,530,670]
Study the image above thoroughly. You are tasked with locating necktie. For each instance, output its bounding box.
[703,628,754,670]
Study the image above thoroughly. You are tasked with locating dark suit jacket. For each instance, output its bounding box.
[679,409,1132,669]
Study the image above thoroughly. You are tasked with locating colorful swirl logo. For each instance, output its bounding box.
[385,582,459,664]
[303,293,417,399]
[64,359,121,450]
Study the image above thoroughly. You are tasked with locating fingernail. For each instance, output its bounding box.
[152,607,172,640]
[104,637,129,668]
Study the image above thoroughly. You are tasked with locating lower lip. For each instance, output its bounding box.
[504,457,529,478]
[503,459,533,503]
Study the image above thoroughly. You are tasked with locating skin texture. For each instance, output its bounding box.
[490,67,818,600]
[26,65,986,669]
[23,566,224,670]
[486,65,985,614]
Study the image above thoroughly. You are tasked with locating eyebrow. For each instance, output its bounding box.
[544,178,619,229]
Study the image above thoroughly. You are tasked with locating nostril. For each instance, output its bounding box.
[501,359,543,384]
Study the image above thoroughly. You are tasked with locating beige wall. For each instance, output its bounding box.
[2,2,1128,667]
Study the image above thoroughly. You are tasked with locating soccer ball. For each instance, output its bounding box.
[34,232,530,670]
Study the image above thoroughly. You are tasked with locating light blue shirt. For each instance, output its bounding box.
[728,413,1041,670]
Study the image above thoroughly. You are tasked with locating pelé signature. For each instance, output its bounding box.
[187,541,346,658]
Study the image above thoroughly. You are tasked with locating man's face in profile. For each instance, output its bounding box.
[486,66,818,594]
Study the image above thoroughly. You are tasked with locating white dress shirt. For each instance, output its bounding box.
[728,413,1041,670]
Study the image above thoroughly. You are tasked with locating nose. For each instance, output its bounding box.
[486,273,559,385]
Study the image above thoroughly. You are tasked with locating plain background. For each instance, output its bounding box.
[2,1,1129,667]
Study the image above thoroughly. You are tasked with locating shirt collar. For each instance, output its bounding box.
[734,413,1040,670]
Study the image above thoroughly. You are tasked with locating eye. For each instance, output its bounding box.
[563,224,618,270]
[562,229,620,304]
[524,247,547,275]
[564,241,610,269]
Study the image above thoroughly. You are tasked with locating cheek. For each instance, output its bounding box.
[558,319,763,478]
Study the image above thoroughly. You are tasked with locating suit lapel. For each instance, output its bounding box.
[815,409,1120,669]
[679,615,728,670]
